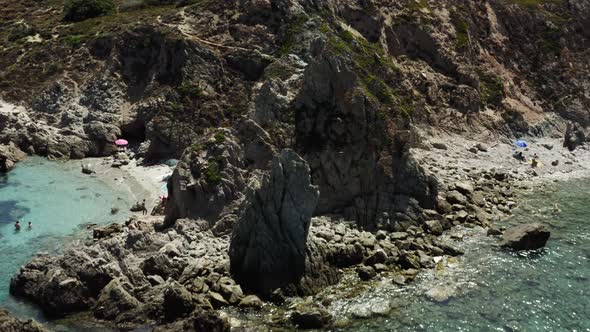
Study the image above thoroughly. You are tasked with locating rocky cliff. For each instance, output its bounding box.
[2,0,590,330]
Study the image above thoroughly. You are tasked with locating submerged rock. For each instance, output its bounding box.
[425,285,456,303]
[501,223,551,251]
[291,304,332,329]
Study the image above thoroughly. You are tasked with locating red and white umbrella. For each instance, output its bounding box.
[115,139,128,146]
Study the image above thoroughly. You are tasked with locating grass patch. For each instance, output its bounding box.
[64,34,91,47]
[452,17,470,49]
[477,70,504,105]
[178,81,202,99]
[203,159,222,184]
[278,14,309,56]
[214,131,225,143]
[503,0,565,8]
[408,0,430,12]
[322,22,412,113]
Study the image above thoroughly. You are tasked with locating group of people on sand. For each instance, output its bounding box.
[513,151,540,168]
[14,220,32,231]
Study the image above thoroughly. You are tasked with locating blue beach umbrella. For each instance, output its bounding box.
[515,140,528,148]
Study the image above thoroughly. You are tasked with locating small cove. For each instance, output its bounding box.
[0,157,131,327]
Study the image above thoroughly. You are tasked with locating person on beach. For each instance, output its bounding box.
[14,220,21,231]
[514,151,526,161]
[141,199,148,215]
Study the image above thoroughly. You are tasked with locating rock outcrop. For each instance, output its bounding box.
[501,223,551,251]
[0,142,26,172]
[295,42,439,229]
[165,129,246,225]
[229,149,339,295]
[564,122,586,151]
[0,310,47,332]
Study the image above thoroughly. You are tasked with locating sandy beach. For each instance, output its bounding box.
[414,135,590,189]
[78,157,174,213]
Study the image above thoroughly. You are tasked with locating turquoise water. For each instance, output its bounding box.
[334,179,590,331]
[0,157,130,323]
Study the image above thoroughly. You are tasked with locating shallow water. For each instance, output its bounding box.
[332,179,590,331]
[0,157,130,325]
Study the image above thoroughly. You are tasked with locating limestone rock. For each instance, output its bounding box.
[163,282,195,321]
[357,266,376,281]
[424,220,444,236]
[291,304,332,329]
[93,223,123,239]
[563,122,586,151]
[238,295,264,309]
[165,129,245,225]
[501,223,550,251]
[0,309,47,332]
[446,191,467,205]
[425,285,456,303]
[93,279,141,321]
[454,182,474,197]
[0,142,26,173]
[230,150,338,295]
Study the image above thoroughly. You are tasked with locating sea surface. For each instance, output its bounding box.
[0,157,130,329]
[331,178,590,332]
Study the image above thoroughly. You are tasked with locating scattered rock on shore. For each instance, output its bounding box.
[291,303,332,329]
[0,309,47,332]
[501,223,551,251]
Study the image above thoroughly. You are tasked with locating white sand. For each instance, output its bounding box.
[81,157,174,212]
[414,135,590,187]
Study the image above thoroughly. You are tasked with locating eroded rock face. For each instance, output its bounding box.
[564,122,586,151]
[0,309,47,332]
[229,149,338,295]
[0,142,26,172]
[165,129,246,225]
[501,223,551,251]
[295,44,438,229]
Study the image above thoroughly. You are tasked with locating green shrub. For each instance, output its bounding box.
[64,34,88,47]
[204,160,222,184]
[63,0,116,22]
[178,81,202,98]
[478,70,504,105]
[214,131,225,143]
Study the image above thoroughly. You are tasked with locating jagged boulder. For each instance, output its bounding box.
[0,309,47,332]
[10,264,93,316]
[154,310,231,332]
[93,278,141,321]
[563,122,586,151]
[501,223,551,251]
[165,129,246,225]
[0,142,26,172]
[229,149,339,295]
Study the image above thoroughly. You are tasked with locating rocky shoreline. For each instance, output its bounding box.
[8,137,558,331]
[1,0,589,330]
[4,123,589,331]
